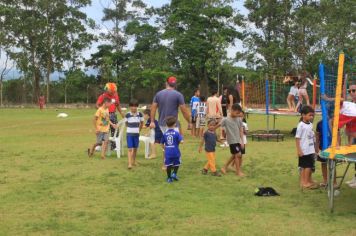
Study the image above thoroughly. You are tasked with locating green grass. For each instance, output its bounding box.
[1,108,356,235]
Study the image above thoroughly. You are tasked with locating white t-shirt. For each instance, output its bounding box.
[289,86,299,96]
[295,121,315,155]
[340,101,356,117]
[242,121,248,144]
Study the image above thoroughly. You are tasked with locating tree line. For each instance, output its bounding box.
[0,0,354,105]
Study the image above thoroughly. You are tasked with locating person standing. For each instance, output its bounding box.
[190,89,200,137]
[38,95,45,110]
[150,76,191,170]
[150,76,191,134]
[206,89,223,122]
[96,83,124,150]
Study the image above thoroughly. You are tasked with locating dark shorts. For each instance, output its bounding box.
[165,156,181,167]
[317,154,327,163]
[298,154,315,169]
[229,143,242,155]
[222,107,227,117]
[191,116,197,124]
[127,135,139,149]
[241,146,246,155]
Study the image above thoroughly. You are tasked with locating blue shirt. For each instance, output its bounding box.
[204,131,217,152]
[161,129,183,158]
[145,118,163,140]
[125,112,144,136]
[316,120,331,150]
[190,96,200,117]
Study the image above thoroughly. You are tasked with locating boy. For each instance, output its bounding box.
[88,98,117,159]
[207,89,223,122]
[196,96,207,138]
[161,116,183,183]
[229,111,248,169]
[218,103,245,176]
[190,89,200,137]
[125,99,144,169]
[295,105,318,189]
[143,109,163,159]
[198,120,221,177]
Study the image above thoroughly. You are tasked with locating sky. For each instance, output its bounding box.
[1,0,248,79]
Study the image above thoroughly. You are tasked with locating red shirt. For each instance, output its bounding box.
[96,92,120,113]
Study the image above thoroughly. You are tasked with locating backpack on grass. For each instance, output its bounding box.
[254,187,280,197]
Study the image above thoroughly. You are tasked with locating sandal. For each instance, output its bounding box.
[302,184,319,190]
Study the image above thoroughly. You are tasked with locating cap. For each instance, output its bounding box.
[167,76,177,86]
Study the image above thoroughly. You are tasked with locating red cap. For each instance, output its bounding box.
[167,76,177,86]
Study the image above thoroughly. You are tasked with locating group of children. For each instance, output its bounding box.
[88,88,249,183]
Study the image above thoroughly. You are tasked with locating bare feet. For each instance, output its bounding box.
[221,167,226,174]
[101,156,105,160]
[128,165,132,170]
[236,172,245,177]
[148,155,157,159]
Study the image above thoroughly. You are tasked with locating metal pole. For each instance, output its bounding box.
[266,76,269,133]
[272,76,276,109]
[217,71,220,95]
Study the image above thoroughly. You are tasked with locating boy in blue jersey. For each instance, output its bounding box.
[125,99,144,169]
[190,89,200,137]
[161,116,183,183]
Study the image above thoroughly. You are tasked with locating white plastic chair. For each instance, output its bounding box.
[108,120,125,158]
[139,136,150,159]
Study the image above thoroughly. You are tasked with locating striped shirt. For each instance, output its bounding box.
[125,112,144,136]
[197,102,207,118]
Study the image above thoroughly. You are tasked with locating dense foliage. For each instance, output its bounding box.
[0,0,354,104]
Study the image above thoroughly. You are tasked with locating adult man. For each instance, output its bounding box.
[150,76,191,134]
[206,89,223,121]
[96,83,124,150]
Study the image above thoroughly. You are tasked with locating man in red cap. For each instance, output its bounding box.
[96,83,124,150]
[150,76,191,133]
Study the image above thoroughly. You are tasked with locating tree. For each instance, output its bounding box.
[99,0,146,79]
[158,0,243,95]
[0,50,14,107]
[243,0,295,74]
[0,0,94,103]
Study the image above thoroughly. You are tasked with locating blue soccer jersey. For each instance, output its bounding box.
[190,96,200,117]
[162,129,183,158]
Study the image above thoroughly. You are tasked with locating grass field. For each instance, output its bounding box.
[1,108,356,235]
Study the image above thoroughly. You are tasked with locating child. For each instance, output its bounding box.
[229,111,248,169]
[295,105,318,189]
[88,98,117,159]
[198,120,221,177]
[125,99,144,169]
[143,109,163,159]
[287,81,299,111]
[196,96,207,138]
[218,103,245,176]
[161,116,183,183]
[190,89,200,137]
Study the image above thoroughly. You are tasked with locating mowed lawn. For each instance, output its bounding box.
[1,108,356,235]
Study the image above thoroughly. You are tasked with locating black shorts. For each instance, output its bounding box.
[241,146,246,155]
[298,154,315,169]
[317,154,327,163]
[191,116,197,124]
[229,143,242,155]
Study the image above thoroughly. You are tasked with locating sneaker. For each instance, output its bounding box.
[171,173,179,181]
[211,172,222,177]
[201,169,208,175]
[220,142,228,148]
[346,176,356,185]
[167,177,173,183]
